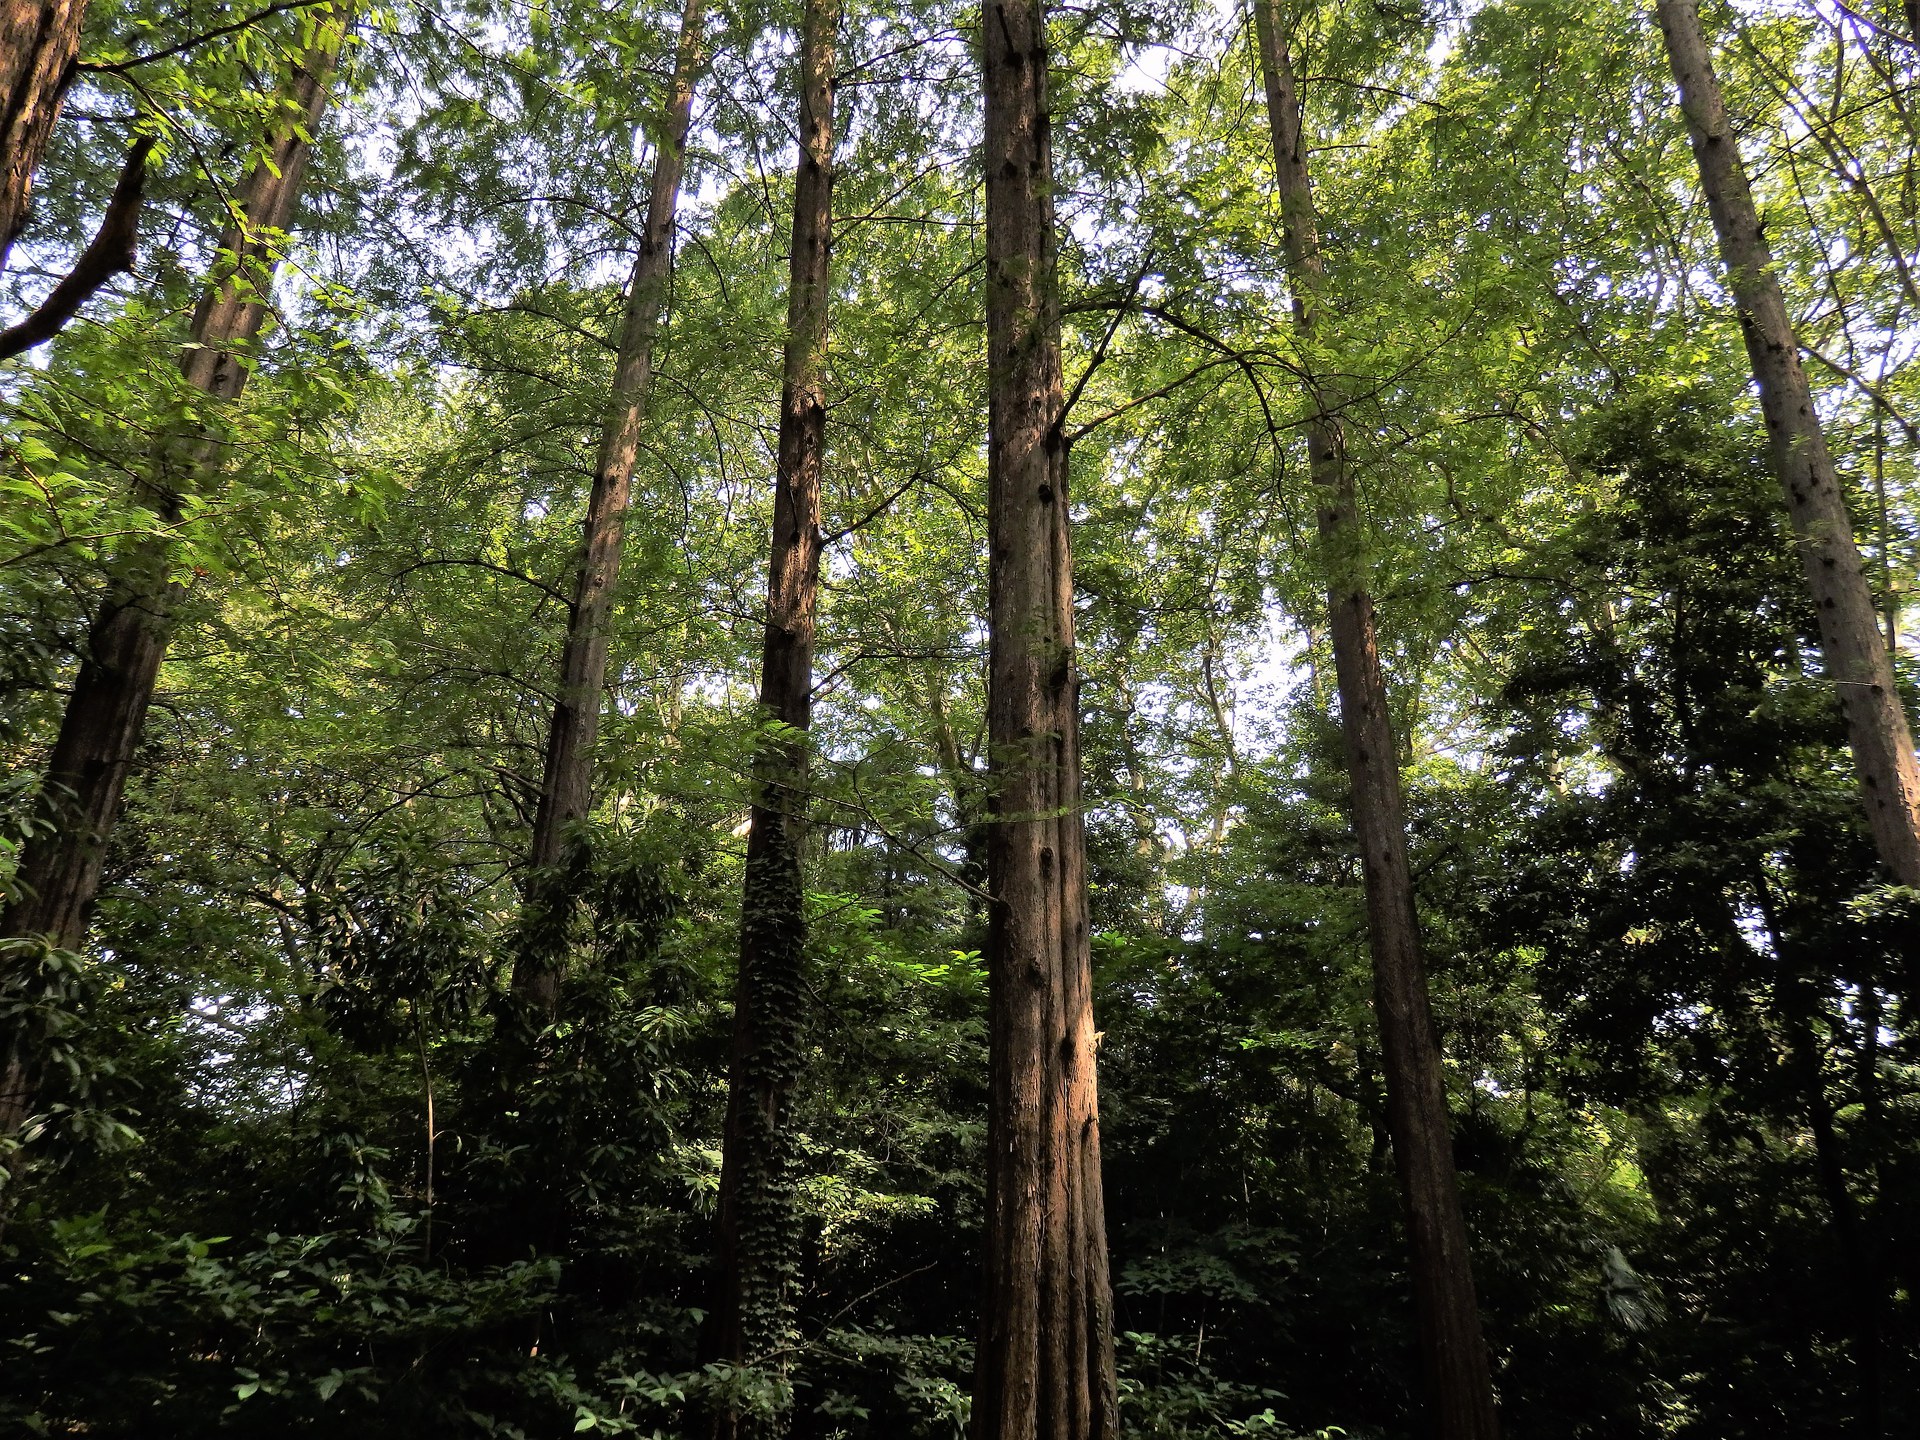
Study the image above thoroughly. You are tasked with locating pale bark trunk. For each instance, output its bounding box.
[513,0,706,1014]
[970,2,1118,1437]
[704,0,838,1427]
[0,5,352,1141]
[1656,0,1920,887]
[0,0,84,268]
[1251,4,1500,1437]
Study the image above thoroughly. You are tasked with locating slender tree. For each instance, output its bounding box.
[970,1,1118,1436]
[0,2,355,1139]
[1249,4,1501,1436]
[0,0,85,267]
[704,0,839,1427]
[1655,0,1920,887]
[512,0,706,1016]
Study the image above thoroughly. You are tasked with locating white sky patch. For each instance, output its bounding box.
[1113,42,1180,97]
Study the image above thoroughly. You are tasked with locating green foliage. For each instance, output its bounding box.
[5,0,1920,1436]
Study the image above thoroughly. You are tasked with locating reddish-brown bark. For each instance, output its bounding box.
[970,2,1118,1437]
[0,0,85,268]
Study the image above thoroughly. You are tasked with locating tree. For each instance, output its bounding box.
[1489,395,1915,1435]
[704,0,841,1426]
[3,0,1920,1435]
[971,1,1118,1436]
[512,0,707,1017]
[1654,0,1920,887]
[1249,3,1500,1436]
[1,0,354,1139]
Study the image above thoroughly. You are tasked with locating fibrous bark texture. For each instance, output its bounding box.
[705,0,838,1428]
[970,3,1118,1437]
[0,0,84,268]
[1251,4,1501,1437]
[515,0,706,1015]
[1656,0,1920,888]
[0,6,352,1141]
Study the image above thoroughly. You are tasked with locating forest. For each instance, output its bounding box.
[1,0,1918,1435]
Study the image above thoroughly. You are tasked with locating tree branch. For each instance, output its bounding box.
[387,555,573,607]
[0,136,154,360]
[77,0,344,75]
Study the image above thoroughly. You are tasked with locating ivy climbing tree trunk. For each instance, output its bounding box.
[512,0,706,1016]
[703,0,838,1429]
[970,2,1118,1437]
[0,3,353,1142]
[1250,4,1501,1437]
[1655,0,1920,888]
[0,0,86,267]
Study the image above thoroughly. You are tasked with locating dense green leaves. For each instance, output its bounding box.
[3,0,1918,1435]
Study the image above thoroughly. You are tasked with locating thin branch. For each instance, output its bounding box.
[822,471,922,545]
[1813,0,1919,52]
[1061,259,1151,422]
[78,0,344,75]
[1805,343,1920,444]
[387,556,573,607]
[1065,355,1240,444]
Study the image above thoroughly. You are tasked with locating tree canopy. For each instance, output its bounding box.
[1,0,1917,1436]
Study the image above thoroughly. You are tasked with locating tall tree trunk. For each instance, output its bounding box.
[1655,0,1920,887]
[512,0,706,1015]
[970,2,1118,1437]
[0,0,84,268]
[704,0,838,1429]
[0,4,353,1142]
[1250,5,1501,1437]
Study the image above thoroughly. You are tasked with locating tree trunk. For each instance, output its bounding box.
[0,3,352,1142]
[970,2,1118,1437]
[1655,0,1920,887]
[1250,5,1501,1437]
[703,0,837,1428]
[0,0,85,268]
[513,0,706,1015]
